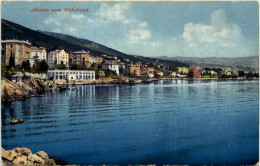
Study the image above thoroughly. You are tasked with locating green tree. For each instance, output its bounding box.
[246,71,254,78]
[96,70,105,79]
[91,63,98,70]
[22,60,31,72]
[70,64,81,70]
[9,67,16,75]
[9,51,15,67]
[254,73,259,78]
[237,70,244,77]
[32,60,49,73]
[56,64,68,70]
[39,60,49,72]
[105,69,112,77]
[1,61,7,78]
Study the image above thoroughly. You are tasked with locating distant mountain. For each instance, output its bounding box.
[1,19,186,67]
[158,56,259,73]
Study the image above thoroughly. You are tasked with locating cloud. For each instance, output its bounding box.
[95,3,131,24]
[182,9,242,47]
[42,6,255,58]
[42,3,153,51]
[43,16,60,27]
[173,9,250,57]
[71,14,86,20]
[128,22,151,43]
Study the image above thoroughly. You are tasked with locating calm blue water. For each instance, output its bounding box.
[1,80,259,165]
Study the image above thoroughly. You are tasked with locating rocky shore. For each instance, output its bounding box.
[2,77,258,102]
[1,78,68,102]
[2,147,67,165]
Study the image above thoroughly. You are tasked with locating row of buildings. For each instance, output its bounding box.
[2,39,241,81]
[1,39,144,77]
[1,40,102,68]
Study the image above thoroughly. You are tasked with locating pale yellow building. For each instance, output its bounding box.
[48,49,69,67]
[177,67,189,74]
[226,71,232,76]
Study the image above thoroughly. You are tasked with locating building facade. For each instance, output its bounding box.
[93,57,104,65]
[30,46,47,67]
[72,50,93,68]
[171,71,177,77]
[47,70,95,81]
[177,67,189,74]
[31,47,47,60]
[1,40,31,66]
[188,69,201,78]
[102,62,120,75]
[154,70,163,77]
[125,61,141,76]
[68,51,74,67]
[48,49,69,67]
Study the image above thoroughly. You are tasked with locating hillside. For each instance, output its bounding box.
[158,56,259,73]
[1,19,186,67]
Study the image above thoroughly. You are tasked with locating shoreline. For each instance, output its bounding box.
[54,77,259,85]
[1,77,68,102]
[2,147,67,165]
[1,77,258,102]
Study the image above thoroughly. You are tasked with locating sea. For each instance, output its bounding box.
[2,79,259,165]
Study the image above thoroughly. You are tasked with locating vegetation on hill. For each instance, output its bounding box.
[2,19,187,67]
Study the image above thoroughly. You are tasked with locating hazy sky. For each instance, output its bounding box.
[2,1,259,58]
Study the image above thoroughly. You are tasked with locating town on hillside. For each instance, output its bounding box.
[1,39,259,84]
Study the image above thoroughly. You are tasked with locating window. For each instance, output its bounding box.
[10,45,13,48]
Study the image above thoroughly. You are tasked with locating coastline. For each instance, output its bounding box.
[54,77,259,85]
[2,147,67,165]
[1,77,68,102]
[1,77,258,102]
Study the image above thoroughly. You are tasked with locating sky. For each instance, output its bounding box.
[1,1,259,58]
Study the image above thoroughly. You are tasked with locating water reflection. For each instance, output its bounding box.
[1,80,259,165]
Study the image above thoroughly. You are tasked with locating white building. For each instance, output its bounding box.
[177,74,187,78]
[208,70,217,75]
[29,46,47,67]
[102,62,119,75]
[171,72,177,77]
[31,46,47,60]
[47,70,95,81]
[148,72,154,78]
